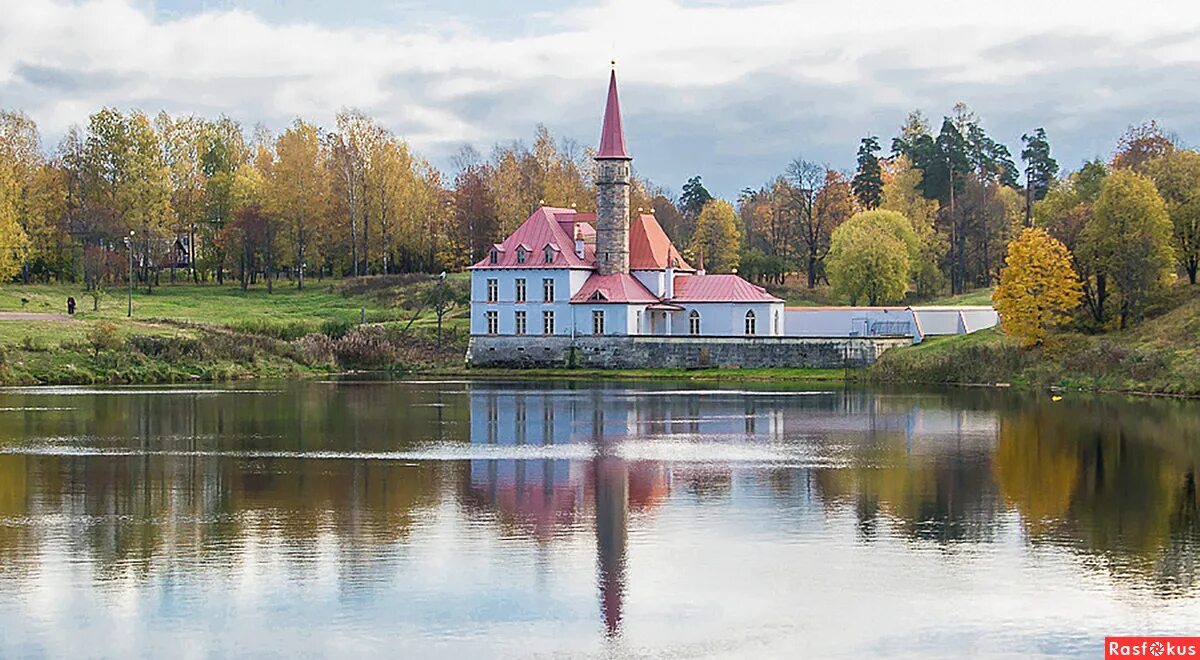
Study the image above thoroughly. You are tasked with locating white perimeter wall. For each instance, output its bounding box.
[783,306,1000,341]
[785,308,916,339]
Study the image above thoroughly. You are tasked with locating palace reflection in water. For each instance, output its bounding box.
[0,381,1197,657]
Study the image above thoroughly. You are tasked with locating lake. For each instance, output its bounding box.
[0,380,1196,658]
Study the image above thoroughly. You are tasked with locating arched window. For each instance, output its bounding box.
[744,310,757,335]
[689,310,701,335]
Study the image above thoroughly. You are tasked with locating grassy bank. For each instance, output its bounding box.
[0,276,470,385]
[872,284,1200,396]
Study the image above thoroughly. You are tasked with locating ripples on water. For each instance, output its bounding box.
[0,381,1197,658]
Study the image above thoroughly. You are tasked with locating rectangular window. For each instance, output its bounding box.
[516,247,527,264]
[514,310,526,335]
[636,310,642,334]
[543,310,555,335]
[486,278,498,303]
[592,310,605,336]
[542,278,555,302]
[515,278,526,303]
[486,310,498,335]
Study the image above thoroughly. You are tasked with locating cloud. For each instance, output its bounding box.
[1,0,1199,197]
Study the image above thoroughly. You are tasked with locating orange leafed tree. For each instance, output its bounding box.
[993,227,1082,346]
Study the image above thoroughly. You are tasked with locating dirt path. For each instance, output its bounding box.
[0,312,76,322]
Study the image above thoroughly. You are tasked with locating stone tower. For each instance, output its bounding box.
[594,67,631,275]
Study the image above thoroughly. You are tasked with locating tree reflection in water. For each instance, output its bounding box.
[0,381,1197,652]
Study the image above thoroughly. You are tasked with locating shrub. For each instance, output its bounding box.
[127,334,203,361]
[292,333,337,368]
[333,326,398,369]
[87,322,123,357]
[320,318,355,339]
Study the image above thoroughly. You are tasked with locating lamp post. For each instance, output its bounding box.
[124,230,134,317]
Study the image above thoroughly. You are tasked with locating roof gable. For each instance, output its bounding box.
[471,207,595,269]
[571,272,659,304]
[629,213,693,271]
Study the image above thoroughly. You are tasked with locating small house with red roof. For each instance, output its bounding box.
[469,68,784,345]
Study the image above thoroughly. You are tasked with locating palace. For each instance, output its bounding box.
[466,68,998,369]
[469,68,784,344]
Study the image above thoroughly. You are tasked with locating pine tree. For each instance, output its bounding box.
[852,136,884,210]
[1021,128,1058,226]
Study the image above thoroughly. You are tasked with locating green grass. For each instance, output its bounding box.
[0,276,471,385]
[920,288,995,306]
[2,280,455,325]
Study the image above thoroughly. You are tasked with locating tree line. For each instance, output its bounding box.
[1,102,1197,321]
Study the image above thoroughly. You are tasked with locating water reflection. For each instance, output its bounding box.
[0,382,1197,656]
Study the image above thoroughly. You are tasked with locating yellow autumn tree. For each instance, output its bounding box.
[0,159,30,282]
[689,199,742,273]
[992,227,1082,346]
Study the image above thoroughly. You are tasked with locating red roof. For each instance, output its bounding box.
[597,69,630,160]
[629,214,693,271]
[671,274,783,303]
[471,207,594,269]
[571,273,659,304]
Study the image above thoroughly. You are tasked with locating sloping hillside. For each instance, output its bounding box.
[872,285,1200,396]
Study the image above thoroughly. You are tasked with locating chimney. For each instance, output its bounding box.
[697,250,705,276]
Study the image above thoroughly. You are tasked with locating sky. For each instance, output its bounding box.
[1,0,1199,198]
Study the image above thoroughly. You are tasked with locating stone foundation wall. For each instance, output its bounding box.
[466,335,910,369]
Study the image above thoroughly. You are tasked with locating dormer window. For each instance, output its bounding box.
[489,249,498,264]
[516,247,527,264]
[589,290,608,302]
[543,244,556,264]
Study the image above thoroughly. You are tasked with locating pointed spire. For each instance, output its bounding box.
[597,66,630,160]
